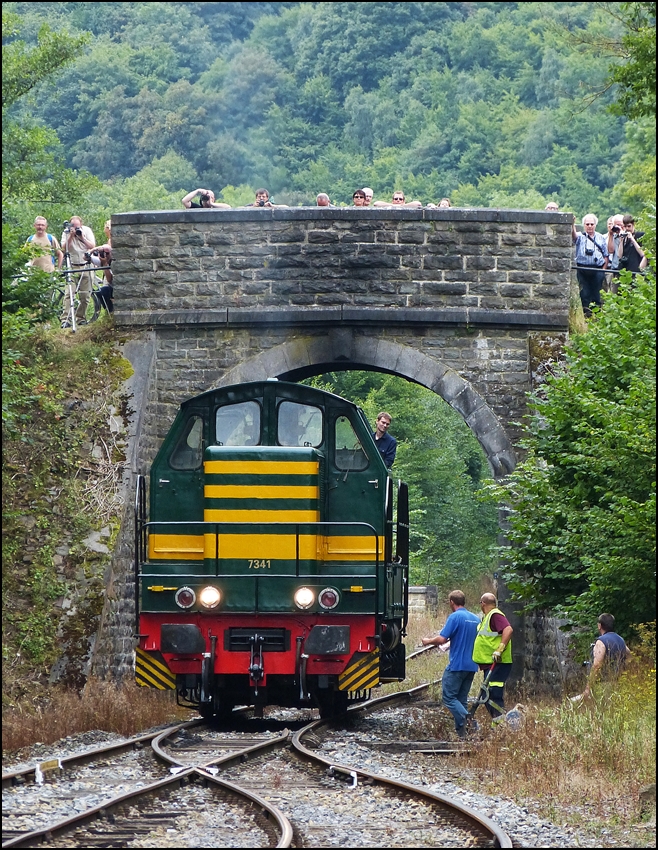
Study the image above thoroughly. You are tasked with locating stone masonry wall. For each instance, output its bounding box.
[111,207,572,320]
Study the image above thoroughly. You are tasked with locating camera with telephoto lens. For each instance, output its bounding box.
[63,220,71,232]
[258,199,266,206]
[75,227,83,237]
[200,192,211,204]
[611,225,621,234]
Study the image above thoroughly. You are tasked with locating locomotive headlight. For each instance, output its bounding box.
[175,587,196,609]
[318,587,339,610]
[199,585,221,609]
[294,586,315,610]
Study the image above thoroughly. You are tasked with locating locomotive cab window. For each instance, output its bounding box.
[334,416,369,471]
[278,401,323,447]
[169,415,204,469]
[215,401,261,446]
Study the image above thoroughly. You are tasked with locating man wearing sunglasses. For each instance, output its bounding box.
[373,191,422,208]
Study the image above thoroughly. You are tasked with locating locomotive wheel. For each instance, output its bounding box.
[199,694,235,720]
[317,690,349,719]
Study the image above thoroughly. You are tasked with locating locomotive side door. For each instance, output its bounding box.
[149,411,205,562]
[327,414,387,565]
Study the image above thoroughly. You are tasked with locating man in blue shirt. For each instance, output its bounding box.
[422,590,480,738]
[372,411,397,468]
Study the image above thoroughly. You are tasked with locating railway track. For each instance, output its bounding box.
[3,684,511,848]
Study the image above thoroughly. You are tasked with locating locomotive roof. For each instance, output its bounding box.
[180,380,361,410]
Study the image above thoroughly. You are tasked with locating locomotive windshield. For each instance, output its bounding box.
[215,400,261,446]
[277,401,322,447]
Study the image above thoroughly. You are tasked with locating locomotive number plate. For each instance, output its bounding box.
[249,559,271,569]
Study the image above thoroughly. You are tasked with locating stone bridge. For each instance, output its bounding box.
[92,207,574,689]
[112,206,572,477]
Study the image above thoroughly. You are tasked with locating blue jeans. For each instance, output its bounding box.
[442,668,476,731]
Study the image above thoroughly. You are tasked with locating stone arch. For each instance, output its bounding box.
[217,329,516,479]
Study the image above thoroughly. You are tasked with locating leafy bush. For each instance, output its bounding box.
[483,269,656,649]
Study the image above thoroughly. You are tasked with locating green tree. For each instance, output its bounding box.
[607,1,656,120]
[482,272,656,647]
[2,9,97,317]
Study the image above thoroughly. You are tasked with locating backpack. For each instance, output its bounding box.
[27,233,56,266]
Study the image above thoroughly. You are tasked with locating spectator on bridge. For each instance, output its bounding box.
[24,216,63,272]
[572,213,608,317]
[316,193,334,207]
[472,593,514,726]
[60,216,96,328]
[545,201,559,212]
[619,215,648,275]
[421,590,480,739]
[245,188,288,209]
[373,191,422,209]
[372,411,397,468]
[605,215,625,293]
[351,189,367,207]
[90,220,113,313]
[182,188,231,209]
[427,197,452,209]
[362,188,374,206]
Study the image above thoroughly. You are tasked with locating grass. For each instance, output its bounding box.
[396,606,656,835]
[2,680,187,756]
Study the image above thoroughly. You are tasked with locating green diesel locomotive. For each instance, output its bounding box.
[135,380,409,717]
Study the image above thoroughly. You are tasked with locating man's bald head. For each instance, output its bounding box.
[480,592,497,607]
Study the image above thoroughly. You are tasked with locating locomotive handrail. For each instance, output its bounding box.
[134,474,147,634]
[137,520,382,599]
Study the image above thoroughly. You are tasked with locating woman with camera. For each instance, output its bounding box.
[572,213,608,317]
[60,216,96,328]
[181,188,231,209]
[90,220,114,313]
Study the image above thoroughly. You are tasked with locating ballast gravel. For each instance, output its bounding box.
[3,717,655,848]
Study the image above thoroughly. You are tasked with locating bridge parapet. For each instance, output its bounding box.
[111,208,572,330]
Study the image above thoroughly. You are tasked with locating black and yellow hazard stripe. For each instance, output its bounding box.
[338,648,380,692]
[135,647,176,690]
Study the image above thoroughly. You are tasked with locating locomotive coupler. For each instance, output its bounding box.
[295,636,310,701]
[248,634,265,695]
[200,634,217,706]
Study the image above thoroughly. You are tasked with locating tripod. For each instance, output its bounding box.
[60,246,78,332]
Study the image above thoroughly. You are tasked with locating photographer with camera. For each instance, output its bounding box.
[89,220,113,313]
[620,215,647,275]
[572,213,608,318]
[60,216,96,328]
[245,188,287,209]
[605,215,625,293]
[181,188,231,209]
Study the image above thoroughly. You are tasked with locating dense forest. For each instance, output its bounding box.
[3,0,656,231]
